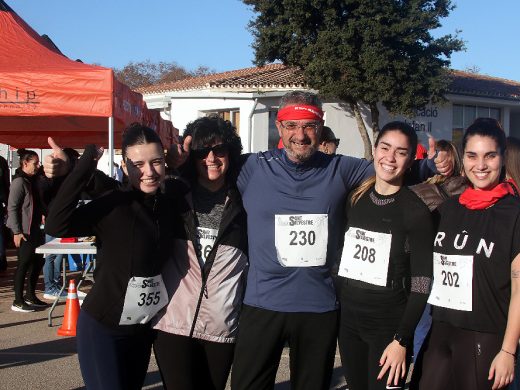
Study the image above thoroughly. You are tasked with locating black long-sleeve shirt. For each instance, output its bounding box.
[339,185,435,343]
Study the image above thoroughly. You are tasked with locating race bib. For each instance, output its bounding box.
[119,274,168,325]
[275,214,328,267]
[338,227,392,287]
[196,227,218,263]
[428,252,473,311]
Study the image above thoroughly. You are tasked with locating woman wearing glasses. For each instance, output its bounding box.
[153,115,248,390]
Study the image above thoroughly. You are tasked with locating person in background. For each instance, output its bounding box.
[337,121,434,390]
[0,154,10,272]
[113,162,124,183]
[409,140,467,363]
[504,136,520,390]
[416,143,428,160]
[318,126,340,155]
[45,124,175,390]
[411,118,520,390]
[153,115,248,390]
[7,149,47,312]
[41,148,80,301]
[505,136,520,195]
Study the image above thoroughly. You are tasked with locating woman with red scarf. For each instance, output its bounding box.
[411,118,520,390]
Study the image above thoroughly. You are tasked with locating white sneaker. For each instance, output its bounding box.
[77,290,87,299]
[43,290,67,301]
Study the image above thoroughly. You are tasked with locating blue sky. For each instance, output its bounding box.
[8,0,520,81]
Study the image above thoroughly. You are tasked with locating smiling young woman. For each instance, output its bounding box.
[337,121,435,390]
[45,124,176,390]
[411,118,520,390]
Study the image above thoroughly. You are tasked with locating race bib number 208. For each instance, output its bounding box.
[275,214,328,267]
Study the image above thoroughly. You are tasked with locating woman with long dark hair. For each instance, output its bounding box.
[411,118,520,389]
[337,121,435,390]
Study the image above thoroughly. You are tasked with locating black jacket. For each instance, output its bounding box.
[45,146,176,332]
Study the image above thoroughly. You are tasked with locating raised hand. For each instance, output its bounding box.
[43,137,70,178]
[166,135,192,170]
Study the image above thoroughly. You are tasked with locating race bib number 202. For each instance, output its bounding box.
[428,252,473,311]
[275,214,328,267]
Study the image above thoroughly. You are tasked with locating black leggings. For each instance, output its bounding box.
[76,310,154,390]
[154,331,235,390]
[338,285,411,390]
[13,234,44,302]
[410,320,502,390]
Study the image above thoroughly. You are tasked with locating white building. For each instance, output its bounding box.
[140,64,520,158]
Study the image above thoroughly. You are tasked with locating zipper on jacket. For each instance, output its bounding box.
[187,191,242,338]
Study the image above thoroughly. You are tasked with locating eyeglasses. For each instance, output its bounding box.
[280,121,320,133]
[192,143,229,159]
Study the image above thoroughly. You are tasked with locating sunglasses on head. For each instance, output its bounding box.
[192,143,229,159]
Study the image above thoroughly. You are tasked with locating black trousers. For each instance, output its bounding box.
[154,331,235,390]
[13,233,44,302]
[410,320,503,390]
[231,304,339,390]
[76,310,154,390]
[338,284,411,390]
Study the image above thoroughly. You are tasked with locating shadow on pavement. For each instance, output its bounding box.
[143,370,164,389]
[0,337,77,368]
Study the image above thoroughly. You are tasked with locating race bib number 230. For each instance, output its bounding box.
[275,214,328,267]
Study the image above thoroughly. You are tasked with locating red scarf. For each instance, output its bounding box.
[459,182,514,210]
[277,105,324,121]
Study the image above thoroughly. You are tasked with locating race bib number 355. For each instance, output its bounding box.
[275,214,328,267]
[119,274,168,325]
[428,252,473,311]
[338,227,391,286]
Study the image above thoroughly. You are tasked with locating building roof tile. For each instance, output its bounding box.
[138,64,520,102]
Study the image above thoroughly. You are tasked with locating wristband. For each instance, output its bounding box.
[501,348,516,360]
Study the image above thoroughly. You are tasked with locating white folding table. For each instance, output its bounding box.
[36,238,97,326]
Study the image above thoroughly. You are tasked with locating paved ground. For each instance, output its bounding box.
[0,251,348,389]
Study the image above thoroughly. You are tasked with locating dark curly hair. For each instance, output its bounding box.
[183,115,243,182]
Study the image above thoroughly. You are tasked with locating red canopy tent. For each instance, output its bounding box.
[0,0,177,167]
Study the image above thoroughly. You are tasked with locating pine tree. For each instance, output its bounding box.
[243,0,464,158]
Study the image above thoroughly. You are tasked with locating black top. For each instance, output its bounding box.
[340,185,435,343]
[45,146,176,333]
[432,194,520,333]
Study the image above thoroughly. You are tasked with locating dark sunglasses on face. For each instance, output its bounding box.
[192,143,229,159]
[326,138,340,147]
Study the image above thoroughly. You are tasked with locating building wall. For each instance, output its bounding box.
[144,90,520,158]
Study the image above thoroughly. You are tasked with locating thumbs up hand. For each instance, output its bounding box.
[43,137,70,178]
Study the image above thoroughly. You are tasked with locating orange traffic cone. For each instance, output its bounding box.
[57,280,81,337]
